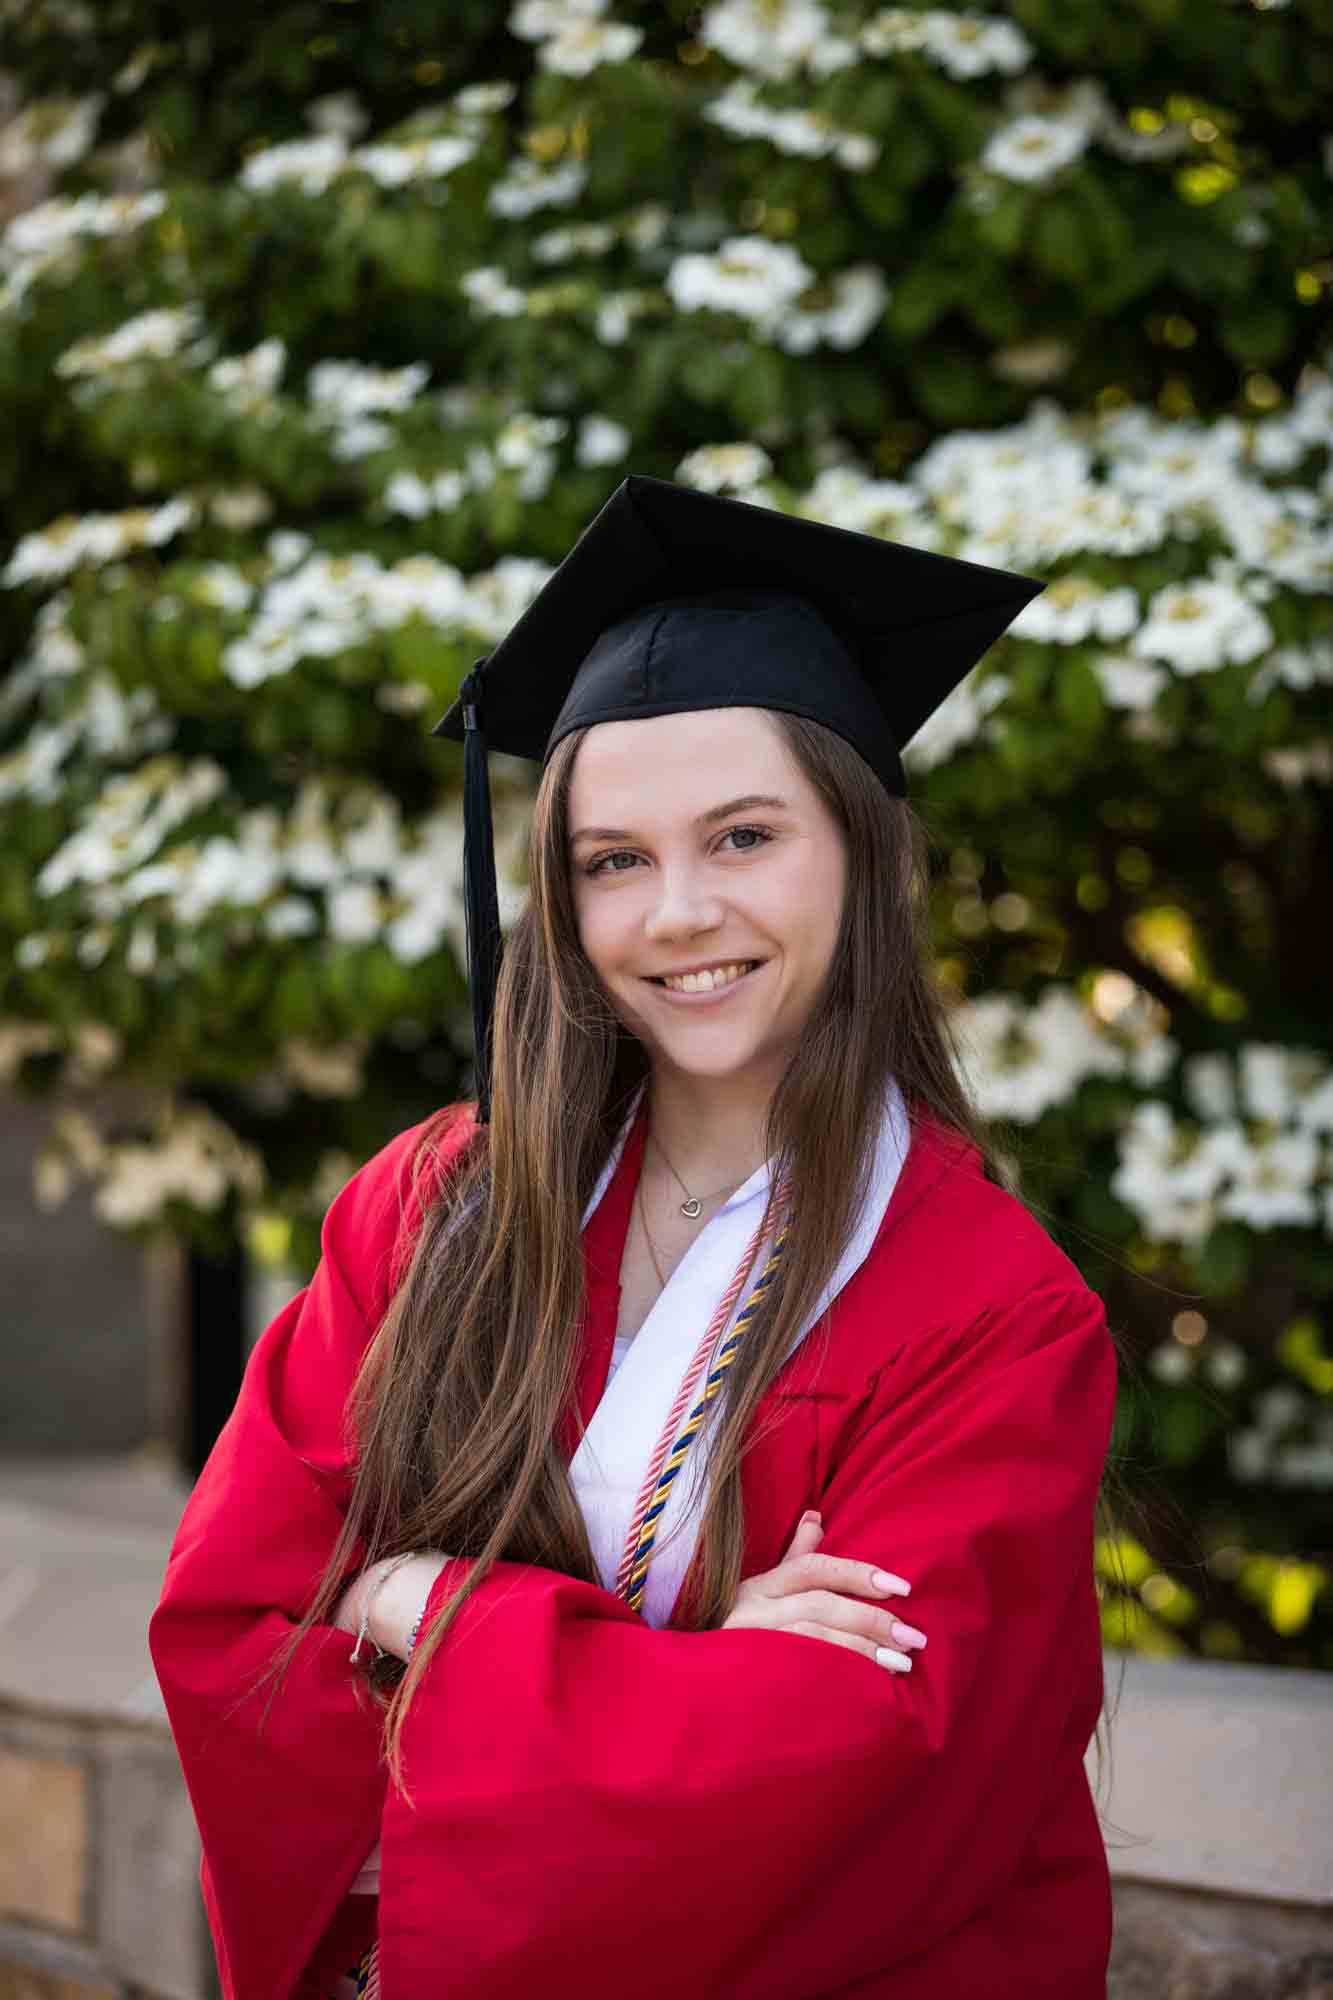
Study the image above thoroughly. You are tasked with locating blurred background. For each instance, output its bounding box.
[0,1,1330,1994]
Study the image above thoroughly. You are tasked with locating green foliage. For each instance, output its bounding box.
[1,0,1331,1668]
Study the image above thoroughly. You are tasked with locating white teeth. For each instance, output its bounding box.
[661,961,754,994]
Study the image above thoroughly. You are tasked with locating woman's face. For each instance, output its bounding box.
[567,706,846,1091]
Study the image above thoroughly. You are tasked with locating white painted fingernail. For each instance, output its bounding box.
[876,1647,912,1672]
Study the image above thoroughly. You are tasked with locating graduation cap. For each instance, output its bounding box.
[429,472,1045,1124]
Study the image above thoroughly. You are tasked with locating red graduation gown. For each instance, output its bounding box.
[149,1096,1117,1999]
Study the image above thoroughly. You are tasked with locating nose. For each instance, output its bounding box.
[642,858,724,943]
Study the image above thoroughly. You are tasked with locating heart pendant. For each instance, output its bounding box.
[680,1197,703,1218]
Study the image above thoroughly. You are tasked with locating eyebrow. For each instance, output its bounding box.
[570,793,791,846]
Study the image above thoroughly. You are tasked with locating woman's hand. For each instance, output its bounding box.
[721,1510,927,1673]
[333,1552,453,1661]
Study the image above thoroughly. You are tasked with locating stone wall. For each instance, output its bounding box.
[3,1673,1331,1999]
[0,1096,179,1457]
[0,1701,215,2000]
[1,1456,1329,1997]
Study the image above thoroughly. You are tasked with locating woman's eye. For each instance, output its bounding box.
[584,824,772,877]
[726,825,769,853]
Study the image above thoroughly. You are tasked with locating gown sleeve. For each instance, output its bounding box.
[377,1276,1118,1999]
[147,1104,479,2000]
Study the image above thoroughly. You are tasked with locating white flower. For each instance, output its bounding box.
[532,220,616,262]
[282,1038,365,1097]
[0,93,104,175]
[454,81,519,115]
[775,264,889,353]
[4,190,165,265]
[697,0,834,80]
[267,530,314,572]
[487,159,588,218]
[593,289,650,343]
[1254,1383,1309,1434]
[350,133,478,185]
[799,467,935,546]
[264,896,319,939]
[1273,1442,1333,1489]
[3,497,196,588]
[308,358,429,420]
[703,79,878,170]
[981,114,1088,184]
[1295,1073,1333,1134]
[538,18,643,72]
[208,485,274,531]
[917,11,1032,79]
[91,1107,264,1228]
[240,133,348,194]
[460,553,554,642]
[1208,483,1333,595]
[1130,579,1274,675]
[1202,1339,1248,1389]
[666,234,814,321]
[382,472,435,520]
[460,265,527,316]
[1262,742,1333,789]
[187,563,254,614]
[1107,424,1240,508]
[1149,1340,1194,1384]
[990,338,1075,386]
[495,413,568,469]
[861,9,928,56]
[1092,654,1166,710]
[1128,1033,1177,1088]
[56,304,205,379]
[208,337,287,410]
[1238,1043,1327,1123]
[510,0,608,39]
[1227,1429,1271,1482]
[1184,1053,1236,1122]
[305,91,371,141]
[576,415,631,465]
[1247,640,1333,705]
[904,672,1009,772]
[1010,577,1139,646]
[675,442,774,493]
[1110,1102,1235,1244]
[1217,1128,1320,1230]
[950,984,1124,1122]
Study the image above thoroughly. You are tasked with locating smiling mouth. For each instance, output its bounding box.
[645,959,765,994]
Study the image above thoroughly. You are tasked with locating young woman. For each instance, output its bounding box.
[150,477,1120,1999]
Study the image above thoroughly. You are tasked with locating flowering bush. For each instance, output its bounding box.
[1,0,1331,1664]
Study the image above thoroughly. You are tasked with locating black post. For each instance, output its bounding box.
[184,1239,249,1478]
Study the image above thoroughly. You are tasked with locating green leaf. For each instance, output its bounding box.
[1029,196,1093,283]
[971,188,1031,258]
[887,259,961,338]
[1218,296,1294,367]
[1056,653,1106,732]
[1189,1222,1252,1294]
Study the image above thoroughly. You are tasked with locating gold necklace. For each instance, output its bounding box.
[648,1129,751,1218]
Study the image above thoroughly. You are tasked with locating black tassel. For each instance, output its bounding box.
[459,662,503,1126]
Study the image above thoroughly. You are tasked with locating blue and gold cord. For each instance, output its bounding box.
[622,1211,792,1615]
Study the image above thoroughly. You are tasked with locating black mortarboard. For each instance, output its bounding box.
[429,472,1045,1123]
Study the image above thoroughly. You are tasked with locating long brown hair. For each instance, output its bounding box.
[250,710,1130,1818]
